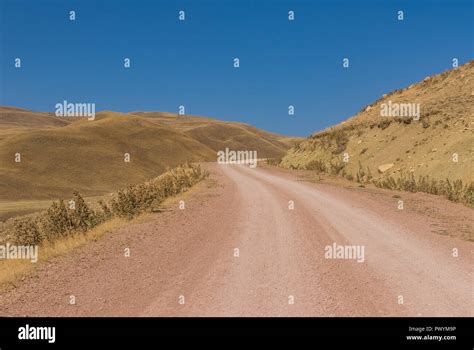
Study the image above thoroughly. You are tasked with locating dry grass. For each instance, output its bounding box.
[284,149,473,206]
[373,172,473,206]
[266,158,282,166]
[306,159,327,172]
[0,218,127,290]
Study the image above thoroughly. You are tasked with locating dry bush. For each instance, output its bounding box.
[12,218,43,245]
[306,159,327,172]
[111,187,140,219]
[329,161,346,175]
[39,200,74,241]
[97,199,113,222]
[110,164,208,219]
[377,119,392,130]
[12,164,209,246]
[69,191,98,232]
[331,129,349,154]
[374,173,473,206]
[355,162,372,183]
[394,116,413,125]
[266,158,281,166]
[309,128,351,155]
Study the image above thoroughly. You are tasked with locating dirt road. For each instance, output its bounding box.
[0,164,472,316]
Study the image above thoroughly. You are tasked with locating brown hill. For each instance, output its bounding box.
[0,109,299,201]
[0,106,75,143]
[130,111,299,158]
[0,106,71,128]
[281,60,473,186]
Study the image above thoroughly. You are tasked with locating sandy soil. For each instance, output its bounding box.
[0,163,472,316]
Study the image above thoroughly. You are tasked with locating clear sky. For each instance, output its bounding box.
[0,0,472,136]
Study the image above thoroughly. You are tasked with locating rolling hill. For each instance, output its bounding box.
[0,108,299,201]
[0,106,75,142]
[130,111,299,157]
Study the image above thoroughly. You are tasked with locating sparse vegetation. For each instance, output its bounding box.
[266,158,282,166]
[377,119,391,130]
[40,200,74,241]
[374,173,473,206]
[332,129,349,154]
[69,192,97,232]
[306,159,327,172]
[293,150,473,206]
[12,219,43,245]
[10,164,209,245]
[355,161,372,183]
[329,161,346,176]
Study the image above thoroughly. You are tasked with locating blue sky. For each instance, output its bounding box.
[0,0,472,136]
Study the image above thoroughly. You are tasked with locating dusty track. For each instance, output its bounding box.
[0,164,472,316]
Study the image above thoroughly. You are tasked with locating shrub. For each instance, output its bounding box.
[69,191,97,232]
[377,119,391,130]
[331,130,349,154]
[356,161,371,183]
[97,200,113,222]
[444,179,463,202]
[266,158,281,166]
[111,187,140,219]
[39,200,73,241]
[394,117,413,125]
[110,164,208,219]
[13,219,43,245]
[329,161,345,176]
[306,159,327,173]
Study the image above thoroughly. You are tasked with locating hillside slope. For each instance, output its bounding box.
[281,61,473,186]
